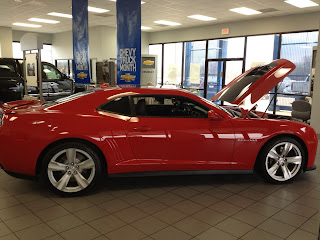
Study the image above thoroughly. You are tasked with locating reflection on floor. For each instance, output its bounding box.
[0,149,319,240]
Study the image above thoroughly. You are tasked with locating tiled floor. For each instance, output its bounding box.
[0,149,319,240]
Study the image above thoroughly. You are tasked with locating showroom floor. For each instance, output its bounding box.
[0,149,319,240]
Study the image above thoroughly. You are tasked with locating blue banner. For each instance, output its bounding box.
[116,0,141,86]
[72,0,90,84]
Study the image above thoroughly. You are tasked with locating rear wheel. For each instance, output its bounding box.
[257,137,305,183]
[42,142,102,196]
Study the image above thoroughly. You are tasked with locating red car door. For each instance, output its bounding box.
[127,95,235,172]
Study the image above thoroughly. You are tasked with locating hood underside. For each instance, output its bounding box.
[210,59,296,109]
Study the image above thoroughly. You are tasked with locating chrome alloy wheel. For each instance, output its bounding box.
[47,148,96,193]
[265,142,302,182]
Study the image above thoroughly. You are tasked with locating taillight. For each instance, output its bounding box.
[0,108,4,126]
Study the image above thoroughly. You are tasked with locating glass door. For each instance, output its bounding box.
[204,59,244,100]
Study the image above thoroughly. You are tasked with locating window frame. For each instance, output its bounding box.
[131,94,210,118]
[96,95,134,117]
[43,63,62,80]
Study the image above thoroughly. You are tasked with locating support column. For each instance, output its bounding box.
[0,27,13,58]
[310,19,320,134]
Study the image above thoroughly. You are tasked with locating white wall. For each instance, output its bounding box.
[0,26,13,58]
[141,31,150,54]
[149,12,320,44]
[12,30,53,44]
[52,25,150,61]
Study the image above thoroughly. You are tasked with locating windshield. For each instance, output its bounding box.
[200,96,233,116]
[42,90,94,108]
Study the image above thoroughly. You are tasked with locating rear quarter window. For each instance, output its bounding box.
[98,96,131,116]
[0,63,17,77]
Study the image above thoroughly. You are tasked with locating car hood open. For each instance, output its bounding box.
[210,59,296,109]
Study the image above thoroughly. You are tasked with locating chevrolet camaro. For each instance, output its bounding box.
[0,59,317,196]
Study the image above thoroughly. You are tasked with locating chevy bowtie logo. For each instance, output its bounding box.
[77,72,88,79]
[143,60,154,66]
[121,73,136,82]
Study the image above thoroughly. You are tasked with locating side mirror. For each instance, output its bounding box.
[208,110,222,120]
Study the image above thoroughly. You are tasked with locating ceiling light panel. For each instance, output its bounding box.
[154,20,181,26]
[188,15,217,21]
[110,0,145,4]
[88,6,109,13]
[47,12,72,18]
[13,22,42,28]
[230,7,262,15]
[141,26,152,29]
[285,0,319,8]
[28,18,60,24]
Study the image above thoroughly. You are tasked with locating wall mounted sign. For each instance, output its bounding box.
[222,28,229,35]
[25,53,38,87]
[141,55,157,86]
[116,0,141,86]
[72,0,90,84]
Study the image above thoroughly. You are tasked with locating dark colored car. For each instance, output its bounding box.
[0,58,85,104]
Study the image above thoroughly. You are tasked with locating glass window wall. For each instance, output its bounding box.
[12,42,54,64]
[183,41,206,90]
[279,31,318,95]
[208,37,245,59]
[149,31,319,116]
[245,34,279,70]
[163,43,183,87]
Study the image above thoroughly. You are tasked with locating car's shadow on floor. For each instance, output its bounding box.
[98,173,263,192]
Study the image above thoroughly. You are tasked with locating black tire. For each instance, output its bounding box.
[256,137,305,184]
[41,142,102,196]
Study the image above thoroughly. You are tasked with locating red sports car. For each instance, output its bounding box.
[0,59,317,196]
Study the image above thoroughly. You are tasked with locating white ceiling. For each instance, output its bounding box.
[1,0,320,33]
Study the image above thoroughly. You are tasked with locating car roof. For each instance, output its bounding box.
[94,86,193,96]
[45,87,196,111]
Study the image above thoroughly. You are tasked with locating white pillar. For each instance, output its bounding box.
[310,19,320,134]
[0,27,13,58]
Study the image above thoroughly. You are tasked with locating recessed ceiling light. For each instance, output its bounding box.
[141,26,152,30]
[154,20,181,26]
[28,18,60,24]
[285,0,318,8]
[88,6,109,13]
[188,15,217,21]
[48,12,72,18]
[13,22,41,28]
[230,7,262,15]
[110,0,145,4]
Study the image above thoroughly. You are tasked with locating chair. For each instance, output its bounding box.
[291,100,311,122]
[136,99,146,116]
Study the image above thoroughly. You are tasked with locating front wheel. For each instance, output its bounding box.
[41,142,102,196]
[257,137,305,183]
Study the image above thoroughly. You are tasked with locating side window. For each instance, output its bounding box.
[43,64,61,80]
[0,63,16,77]
[132,95,208,118]
[99,96,131,116]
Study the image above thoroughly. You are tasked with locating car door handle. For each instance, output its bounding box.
[133,126,151,132]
